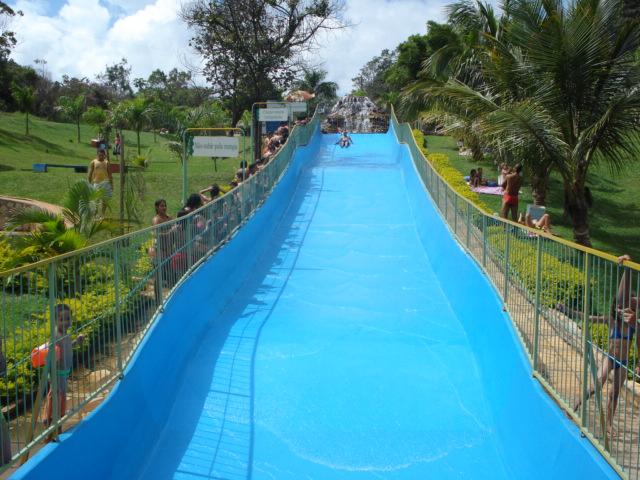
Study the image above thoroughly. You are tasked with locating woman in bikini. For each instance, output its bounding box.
[558,255,638,435]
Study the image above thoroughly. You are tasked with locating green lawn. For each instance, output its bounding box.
[425,135,640,259]
[0,112,247,228]
[1,113,638,258]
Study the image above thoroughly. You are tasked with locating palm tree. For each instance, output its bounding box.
[11,83,35,136]
[123,96,153,155]
[293,69,339,104]
[426,0,502,86]
[406,0,640,246]
[5,181,117,265]
[5,210,87,266]
[83,106,110,143]
[57,94,86,143]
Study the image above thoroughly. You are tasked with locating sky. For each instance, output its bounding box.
[7,0,448,95]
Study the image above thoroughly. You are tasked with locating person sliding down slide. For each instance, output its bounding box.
[336,131,353,148]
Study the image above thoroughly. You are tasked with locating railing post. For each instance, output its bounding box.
[47,262,58,438]
[504,225,511,302]
[444,184,449,222]
[482,214,487,267]
[465,202,471,248]
[454,194,458,235]
[155,231,164,305]
[186,218,194,271]
[581,253,592,427]
[533,235,542,371]
[113,242,123,375]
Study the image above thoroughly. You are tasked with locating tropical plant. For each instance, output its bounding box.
[11,82,35,135]
[5,181,117,265]
[57,94,86,142]
[295,69,338,103]
[123,96,152,155]
[403,0,640,246]
[5,210,87,266]
[83,105,110,140]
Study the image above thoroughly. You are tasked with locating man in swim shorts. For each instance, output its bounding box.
[87,147,113,197]
[500,164,522,221]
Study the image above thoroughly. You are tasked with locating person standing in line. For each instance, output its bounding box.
[44,304,83,434]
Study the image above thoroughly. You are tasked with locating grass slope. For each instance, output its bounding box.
[0,112,246,227]
[425,135,640,259]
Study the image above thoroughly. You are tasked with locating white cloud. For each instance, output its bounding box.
[11,0,195,83]
[10,0,447,96]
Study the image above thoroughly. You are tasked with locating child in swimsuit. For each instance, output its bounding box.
[44,304,83,432]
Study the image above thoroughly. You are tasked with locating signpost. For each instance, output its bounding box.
[182,128,246,204]
[288,102,307,114]
[257,107,288,122]
[192,136,239,158]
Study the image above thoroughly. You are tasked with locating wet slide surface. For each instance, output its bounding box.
[137,134,509,479]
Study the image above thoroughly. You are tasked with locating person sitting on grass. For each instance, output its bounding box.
[518,211,552,233]
[469,169,479,188]
[556,254,638,438]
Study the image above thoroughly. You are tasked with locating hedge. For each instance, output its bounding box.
[411,129,491,212]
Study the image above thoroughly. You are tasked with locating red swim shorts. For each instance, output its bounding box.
[503,193,518,206]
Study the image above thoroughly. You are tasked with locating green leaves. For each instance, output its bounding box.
[402,0,640,245]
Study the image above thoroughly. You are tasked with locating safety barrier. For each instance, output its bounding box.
[0,111,321,473]
[391,108,640,479]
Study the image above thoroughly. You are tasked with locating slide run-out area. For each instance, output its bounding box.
[13,125,616,479]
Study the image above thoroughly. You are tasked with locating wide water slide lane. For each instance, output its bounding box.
[12,125,617,480]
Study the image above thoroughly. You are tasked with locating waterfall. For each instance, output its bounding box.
[321,95,389,133]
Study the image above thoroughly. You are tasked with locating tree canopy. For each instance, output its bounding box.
[181,0,347,122]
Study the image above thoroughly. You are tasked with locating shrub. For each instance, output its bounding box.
[486,226,587,309]
[0,237,16,273]
[411,129,491,213]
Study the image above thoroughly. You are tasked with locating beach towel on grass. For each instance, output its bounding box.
[472,186,504,195]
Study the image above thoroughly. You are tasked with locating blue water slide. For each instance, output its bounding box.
[12,123,616,479]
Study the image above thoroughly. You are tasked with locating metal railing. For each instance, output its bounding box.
[391,108,640,479]
[0,111,321,473]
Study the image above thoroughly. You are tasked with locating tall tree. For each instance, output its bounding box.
[123,96,152,155]
[406,0,640,246]
[98,58,133,100]
[0,1,21,61]
[181,0,347,123]
[352,49,396,101]
[57,94,86,143]
[11,82,35,135]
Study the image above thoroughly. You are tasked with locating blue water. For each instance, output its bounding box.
[13,127,616,479]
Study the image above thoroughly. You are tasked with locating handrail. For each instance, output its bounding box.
[390,105,640,479]
[0,106,323,473]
